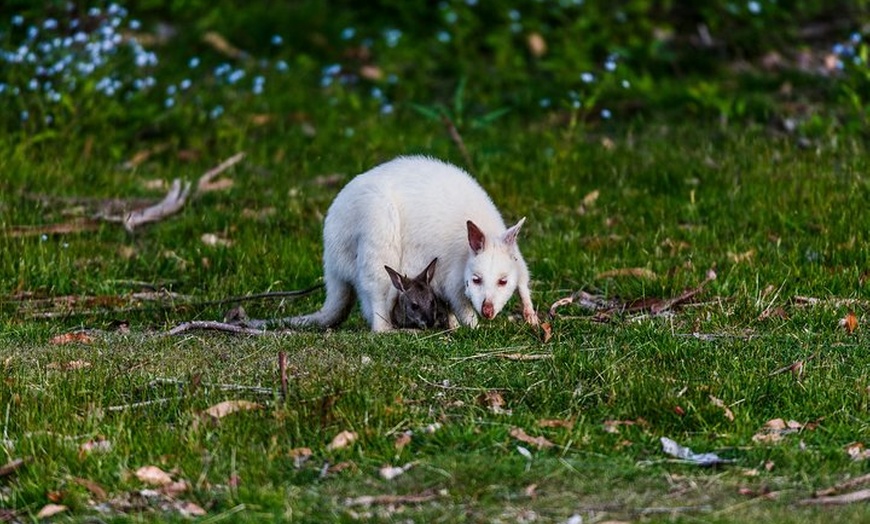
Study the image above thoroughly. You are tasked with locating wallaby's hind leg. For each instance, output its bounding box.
[356,261,395,332]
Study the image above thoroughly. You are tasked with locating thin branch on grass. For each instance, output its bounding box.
[797,489,870,506]
[794,296,868,308]
[99,152,244,231]
[148,377,276,395]
[344,491,440,507]
[769,353,816,377]
[417,374,491,392]
[197,151,245,192]
[815,473,870,497]
[105,398,174,412]
[548,269,717,319]
[449,348,552,361]
[278,352,288,400]
[96,178,191,230]
[3,218,102,237]
[166,320,283,336]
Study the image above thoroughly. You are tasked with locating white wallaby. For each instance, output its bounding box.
[287,155,537,332]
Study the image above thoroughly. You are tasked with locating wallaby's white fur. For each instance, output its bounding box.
[291,156,537,332]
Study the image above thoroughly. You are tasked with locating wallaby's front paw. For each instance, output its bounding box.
[523,308,540,326]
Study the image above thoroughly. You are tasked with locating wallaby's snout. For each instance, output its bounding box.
[482,300,495,319]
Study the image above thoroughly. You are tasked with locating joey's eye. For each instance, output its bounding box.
[471,275,482,285]
[497,277,508,287]
[411,303,419,311]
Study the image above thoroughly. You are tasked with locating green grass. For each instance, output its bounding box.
[1,5,870,523]
[1,117,868,522]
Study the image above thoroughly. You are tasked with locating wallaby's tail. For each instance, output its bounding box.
[276,279,355,329]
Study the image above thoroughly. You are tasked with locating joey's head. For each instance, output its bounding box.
[386,258,441,329]
[464,218,525,320]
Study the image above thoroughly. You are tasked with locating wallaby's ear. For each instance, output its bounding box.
[422,257,438,284]
[502,217,526,246]
[467,221,486,254]
[384,265,406,292]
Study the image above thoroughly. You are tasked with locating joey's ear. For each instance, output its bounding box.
[467,221,486,254]
[384,265,406,291]
[502,217,526,245]
[422,257,438,284]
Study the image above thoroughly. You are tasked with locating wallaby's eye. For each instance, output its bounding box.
[497,277,508,287]
[471,275,482,285]
[411,303,419,311]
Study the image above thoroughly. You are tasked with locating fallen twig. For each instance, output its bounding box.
[797,489,870,506]
[166,320,281,336]
[549,270,717,319]
[197,151,245,192]
[815,473,870,497]
[279,351,288,400]
[3,218,102,237]
[650,269,717,315]
[344,490,440,507]
[794,296,868,308]
[105,398,173,412]
[148,377,276,395]
[121,178,192,231]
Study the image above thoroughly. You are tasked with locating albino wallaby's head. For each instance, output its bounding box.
[386,258,443,329]
[464,218,525,321]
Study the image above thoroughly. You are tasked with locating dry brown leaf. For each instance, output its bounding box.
[846,442,870,461]
[328,461,356,474]
[73,477,107,500]
[526,32,547,57]
[582,189,600,207]
[47,360,92,371]
[478,390,511,415]
[202,31,245,59]
[250,114,274,126]
[602,419,647,434]
[135,465,173,486]
[540,322,552,343]
[728,249,756,264]
[709,395,735,422]
[0,458,27,478]
[49,332,94,345]
[758,307,789,321]
[538,418,574,429]
[595,267,657,280]
[289,447,313,468]
[327,430,358,451]
[203,400,261,420]
[79,437,112,455]
[124,143,170,169]
[394,433,412,451]
[36,504,68,519]
[510,427,554,449]
[177,500,208,517]
[200,233,233,247]
[379,463,413,480]
[160,480,190,497]
[142,178,168,190]
[359,65,383,81]
[840,311,859,334]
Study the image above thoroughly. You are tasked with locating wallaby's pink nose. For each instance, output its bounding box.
[482,301,495,319]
